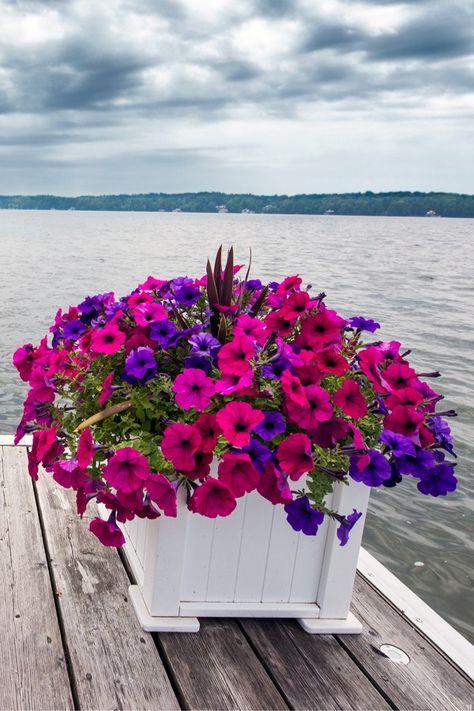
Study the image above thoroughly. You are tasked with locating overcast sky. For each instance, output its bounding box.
[0,0,473,195]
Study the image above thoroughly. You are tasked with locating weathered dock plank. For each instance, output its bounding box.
[158,618,288,710]
[35,469,179,711]
[0,446,74,711]
[240,618,391,710]
[340,575,474,710]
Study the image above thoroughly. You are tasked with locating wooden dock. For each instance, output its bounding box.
[1,443,472,711]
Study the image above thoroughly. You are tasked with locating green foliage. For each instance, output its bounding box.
[1,190,473,217]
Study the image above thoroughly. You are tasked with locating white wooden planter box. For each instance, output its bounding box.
[102,463,371,634]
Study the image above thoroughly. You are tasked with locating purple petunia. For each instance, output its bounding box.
[284,496,324,535]
[336,509,362,546]
[349,316,381,333]
[255,411,286,441]
[189,332,220,358]
[349,450,392,487]
[175,284,202,307]
[184,355,213,374]
[427,416,456,456]
[63,320,87,341]
[417,462,457,496]
[240,438,272,474]
[398,448,436,477]
[380,430,416,458]
[122,347,157,385]
[262,357,292,380]
[150,319,178,347]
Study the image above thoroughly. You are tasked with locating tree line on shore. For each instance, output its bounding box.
[0,191,473,217]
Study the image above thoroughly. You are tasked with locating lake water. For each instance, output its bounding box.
[1,209,472,642]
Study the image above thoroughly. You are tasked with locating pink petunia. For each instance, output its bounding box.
[12,344,37,382]
[216,401,264,447]
[161,422,201,471]
[173,368,215,411]
[138,276,169,291]
[215,371,254,395]
[287,385,333,429]
[89,514,125,547]
[233,315,267,345]
[90,324,126,355]
[384,406,424,438]
[218,453,260,497]
[382,362,418,392]
[315,348,349,376]
[277,433,314,480]
[333,380,368,419]
[385,387,423,410]
[147,473,178,517]
[279,291,311,320]
[188,478,237,518]
[281,370,307,406]
[218,335,255,375]
[185,450,213,480]
[256,461,292,505]
[103,447,150,493]
[98,372,115,406]
[53,459,88,490]
[77,428,94,469]
[133,301,168,327]
[194,413,221,453]
[299,308,346,350]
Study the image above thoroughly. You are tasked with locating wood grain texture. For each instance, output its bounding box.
[240,618,390,710]
[0,446,73,711]
[35,468,179,711]
[158,618,288,710]
[340,574,474,710]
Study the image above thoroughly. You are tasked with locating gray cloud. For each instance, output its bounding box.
[0,0,472,194]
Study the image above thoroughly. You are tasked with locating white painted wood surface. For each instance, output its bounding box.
[119,470,369,632]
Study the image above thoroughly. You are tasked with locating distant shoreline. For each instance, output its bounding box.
[1,191,473,218]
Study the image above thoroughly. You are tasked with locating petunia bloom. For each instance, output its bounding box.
[384,406,424,438]
[349,450,391,487]
[89,513,126,547]
[147,473,178,517]
[218,453,260,498]
[333,380,367,419]
[133,301,167,326]
[216,401,264,447]
[161,422,201,471]
[254,411,286,441]
[284,496,324,535]
[77,427,94,469]
[277,433,313,480]
[256,461,292,505]
[103,447,150,493]
[122,347,157,385]
[218,335,255,375]
[90,324,126,355]
[416,462,457,496]
[336,509,362,546]
[188,478,237,518]
[173,368,215,411]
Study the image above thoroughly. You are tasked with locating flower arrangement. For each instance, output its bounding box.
[13,247,458,548]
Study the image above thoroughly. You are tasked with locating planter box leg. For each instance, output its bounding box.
[298,612,362,634]
[128,586,200,633]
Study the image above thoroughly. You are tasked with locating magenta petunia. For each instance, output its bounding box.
[98,372,115,406]
[194,413,221,453]
[256,461,292,505]
[133,301,168,327]
[281,370,307,407]
[216,401,264,447]
[384,406,425,438]
[103,447,150,493]
[13,344,36,382]
[53,459,87,490]
[333,380,368,420]
[146,473,177,517]
[215,371,254,395]
[90,324,126,355]
[89,514,126,547]
[77,427,94,469]
[233,315,267,345]
[299,308,346,349]
[287,385,333,429]
[173,368,215,411]
[218,335,255,375]
[161,422,201,471]
[315,348,349,376]
[218,453,260,497]
[277,433,314,480]
[188,478,237,518]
